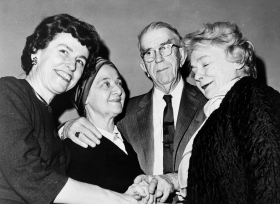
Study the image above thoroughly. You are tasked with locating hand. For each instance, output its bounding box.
[63,117,102,148]
[134,174,178,203]
[126,181,156,204]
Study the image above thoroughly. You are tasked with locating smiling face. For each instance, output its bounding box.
[140,27,185,93]
[31,33,89,101]
[85,65,125,121]
[191,45,240,99]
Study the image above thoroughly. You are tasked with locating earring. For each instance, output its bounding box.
[147,73,150,77]
[32,57,38,65]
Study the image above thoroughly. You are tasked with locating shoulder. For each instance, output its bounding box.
[183,81,208,104]
[228,77,280,104]
[223,77,280,123]
[0,77,31,103]
[129,89,152,103]
[125,89,153,112]
[0,76,30,93]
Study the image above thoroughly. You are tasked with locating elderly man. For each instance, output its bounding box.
[61,22,207,202]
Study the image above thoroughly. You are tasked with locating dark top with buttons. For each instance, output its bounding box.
[0,77,69,204]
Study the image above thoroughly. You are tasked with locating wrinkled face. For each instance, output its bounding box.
[140,28,184,90]
[33,33,89,95]
[86,65,125,119]
[191,45,239,99]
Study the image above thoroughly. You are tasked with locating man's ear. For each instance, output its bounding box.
[140,60,150,78]
[140,60,147,73]
[179,47,187,67]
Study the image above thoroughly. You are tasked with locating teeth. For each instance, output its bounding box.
[57,70,71,82]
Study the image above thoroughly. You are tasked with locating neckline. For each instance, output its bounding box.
[32,88,49,106]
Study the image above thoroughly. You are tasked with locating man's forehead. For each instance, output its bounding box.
[141,27,176,50]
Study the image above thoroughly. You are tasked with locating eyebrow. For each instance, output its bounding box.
[59,44,88,61]
[143,39,173,52]
[191,55,209,68]
[196,55,208,62]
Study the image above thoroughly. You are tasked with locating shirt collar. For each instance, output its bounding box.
[96,125,124,142]
[153,76,183,99]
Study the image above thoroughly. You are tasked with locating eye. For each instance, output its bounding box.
[76,59,85,67]
[116,80,123,87]
[203,63,209,68]
[144,51,153,57]
[60,49,69,55]
[162,44,170,50]
[104,81,111,87]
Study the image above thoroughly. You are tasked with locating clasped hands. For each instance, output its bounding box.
[126,174,177,204]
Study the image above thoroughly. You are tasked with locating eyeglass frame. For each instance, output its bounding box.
[140,43,181,63]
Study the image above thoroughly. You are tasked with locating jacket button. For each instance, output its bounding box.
[60,155,65,163]
[48,106,52,113]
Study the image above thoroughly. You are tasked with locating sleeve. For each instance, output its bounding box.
[0,79,68,204]
[236,85,280,203]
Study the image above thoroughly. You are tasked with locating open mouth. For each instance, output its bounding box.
[201,81,212,90]
[56,70,72,82]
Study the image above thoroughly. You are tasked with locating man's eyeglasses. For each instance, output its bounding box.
[141,43,181,63]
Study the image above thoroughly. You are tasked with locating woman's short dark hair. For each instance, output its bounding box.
[21,13,100,78]
[184,22,257,78]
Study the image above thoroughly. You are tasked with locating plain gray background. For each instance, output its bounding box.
[1,0,279,123]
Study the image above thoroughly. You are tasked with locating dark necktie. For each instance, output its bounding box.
[163,95,175,174]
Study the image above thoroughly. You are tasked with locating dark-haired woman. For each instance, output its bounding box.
[0,14,151,204]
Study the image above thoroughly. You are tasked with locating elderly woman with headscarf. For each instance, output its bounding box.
[64,57,145,193]
[134,21,280,204]
[0,14,153,204]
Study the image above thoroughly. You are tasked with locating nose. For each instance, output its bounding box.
[194,68,204,82]
[154,50,164,63]
[66,58,76,72]
[112,83,123,95]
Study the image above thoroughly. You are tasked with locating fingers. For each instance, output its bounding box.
[148,178,157,194]
[126,183,147,199]
[65,117,102,148]
[156,175,174,202]
[134,174,149,184]
[70,132,88,148]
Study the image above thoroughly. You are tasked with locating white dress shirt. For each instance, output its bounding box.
[152,77,184,175]
[97,126,128,154]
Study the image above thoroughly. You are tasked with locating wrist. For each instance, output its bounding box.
[165,173,179,191]
[63,119,77,139]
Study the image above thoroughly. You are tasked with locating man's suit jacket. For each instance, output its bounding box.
[117,81,207,174]
[64,136,144,193]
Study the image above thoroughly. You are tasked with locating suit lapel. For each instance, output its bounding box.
[136,89,154,174]
[173,83,206,168]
